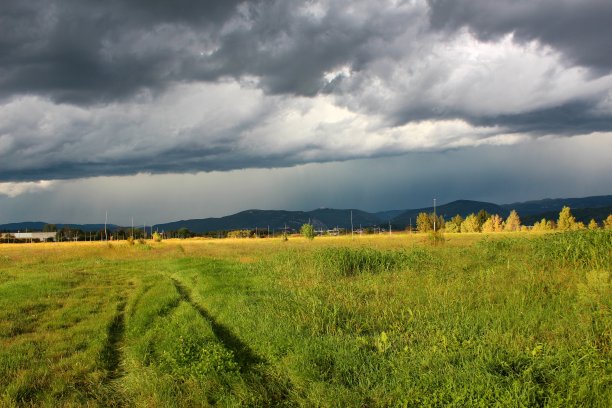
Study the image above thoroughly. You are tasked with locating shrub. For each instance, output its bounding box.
[300,224,315,240]
[427,230,446,246]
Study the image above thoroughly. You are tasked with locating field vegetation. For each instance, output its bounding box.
[0,230,610,406]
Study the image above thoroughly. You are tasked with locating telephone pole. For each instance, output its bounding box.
[433,198,437,233]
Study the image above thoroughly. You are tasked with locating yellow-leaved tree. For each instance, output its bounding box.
[445,215,463,233]
[533,218,553,231]
[557,206,576,231]
[416,212,432,232]
[504,210,521,232]
[605,214,612,230]
[461,214,480,233]
[482,214,503,232]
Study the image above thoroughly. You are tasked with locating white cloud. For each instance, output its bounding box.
[335,29,612,121]
[0,180,56,197]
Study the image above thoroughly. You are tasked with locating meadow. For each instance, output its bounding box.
[0,231,610,407]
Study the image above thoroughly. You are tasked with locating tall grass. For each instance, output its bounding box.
[309,247,439,276]
[0,232,610,406]
[529,229,612,269]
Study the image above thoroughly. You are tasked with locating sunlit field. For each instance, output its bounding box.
[1,231,610,407]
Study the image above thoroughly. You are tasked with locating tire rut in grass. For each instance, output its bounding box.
[171,278,296,406]
[100,299,127,382]
[171,278,262,370]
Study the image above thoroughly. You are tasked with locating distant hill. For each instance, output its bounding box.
[374,209,405,221]
[502,195,612,216]
[390,200,507,229]
[154,209,381,233]
[155,210,310,233]
[521,205,612,226]
[308,208,381,229]
[2,195,611,233]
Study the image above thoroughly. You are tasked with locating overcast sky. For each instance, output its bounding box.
[1,0,611,224]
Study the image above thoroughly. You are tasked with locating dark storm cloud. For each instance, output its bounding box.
[2,0,611,102]
[0,0,248,103]
[1,0,612,184]
[389,100,612,137]
[428,0,612,72]
[0,0,411,103]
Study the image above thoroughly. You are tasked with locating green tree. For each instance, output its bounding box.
[461,214,480,233]
[300,223,315,240]
[504,210,521,232]
[177,227,192,239]
[43,224,57,232]
[557,206,576,231]
[476,210,491,229]
[434,214,445,231]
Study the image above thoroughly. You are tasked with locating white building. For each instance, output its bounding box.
[10,232,57,242]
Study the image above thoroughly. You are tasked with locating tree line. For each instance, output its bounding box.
[415,206,612,233]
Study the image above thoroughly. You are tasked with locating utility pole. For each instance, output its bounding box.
[104,211,108,241]
[389,220,391,235]
[131,217,134,238]
[433,198,437,233]
[350,210,354,239]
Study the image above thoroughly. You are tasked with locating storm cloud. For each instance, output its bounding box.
[1,0,611,183]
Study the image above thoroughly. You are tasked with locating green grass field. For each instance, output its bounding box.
[0,231,610,407]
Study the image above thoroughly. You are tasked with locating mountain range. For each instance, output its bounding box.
[1,195,611,233]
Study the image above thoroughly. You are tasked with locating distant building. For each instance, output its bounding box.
[10,232,57,242]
